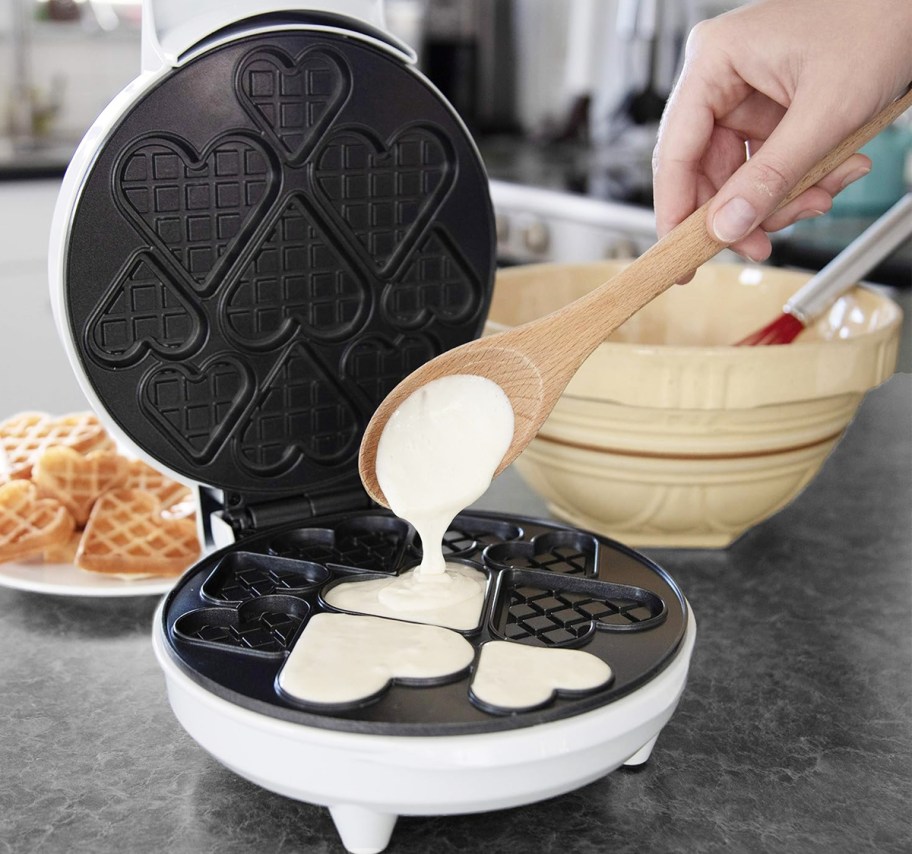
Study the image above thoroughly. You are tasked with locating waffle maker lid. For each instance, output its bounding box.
[52,4,496,523]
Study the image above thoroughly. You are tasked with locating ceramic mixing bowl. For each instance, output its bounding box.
[486,261,902,548]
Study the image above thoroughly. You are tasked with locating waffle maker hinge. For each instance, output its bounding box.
[215,486,374,540]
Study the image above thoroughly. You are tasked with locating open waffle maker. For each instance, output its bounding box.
[49,2,695,852]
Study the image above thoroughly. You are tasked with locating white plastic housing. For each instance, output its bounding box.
[153,607,696,854]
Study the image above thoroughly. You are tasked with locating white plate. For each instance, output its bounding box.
[0,557,177,597]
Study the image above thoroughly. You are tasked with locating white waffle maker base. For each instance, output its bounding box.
[153,605,695,854]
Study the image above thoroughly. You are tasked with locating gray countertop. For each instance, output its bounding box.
[1,374,910,854]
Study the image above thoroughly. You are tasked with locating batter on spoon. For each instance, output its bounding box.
[340,374,514,622]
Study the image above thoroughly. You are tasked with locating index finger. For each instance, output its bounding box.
[652,67,720,238]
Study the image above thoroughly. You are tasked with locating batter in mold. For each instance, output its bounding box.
[470,641,613,711]
[333,375,513,626]
[278,612,475,706]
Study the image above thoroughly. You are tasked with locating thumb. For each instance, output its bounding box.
[707,100,861,244]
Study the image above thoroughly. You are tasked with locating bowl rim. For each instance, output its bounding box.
[488,261,904,356]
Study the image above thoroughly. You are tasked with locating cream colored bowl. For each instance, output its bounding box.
[487,261,902,548]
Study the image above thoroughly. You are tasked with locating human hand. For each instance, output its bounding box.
[652,0,912,271]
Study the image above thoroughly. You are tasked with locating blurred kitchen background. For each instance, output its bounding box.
[0,0,909,411]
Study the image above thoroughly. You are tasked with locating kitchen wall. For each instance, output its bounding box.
[0,1,140,152]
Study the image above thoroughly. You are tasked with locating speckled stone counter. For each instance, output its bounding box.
[2,375,909,854]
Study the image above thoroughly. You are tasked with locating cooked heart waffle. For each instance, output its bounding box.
[0,412,111,481]
[43,529,81,564]
[77,488,200,577]
[33,447,131,526]
[122,458,191,509]
[0,480,75,563]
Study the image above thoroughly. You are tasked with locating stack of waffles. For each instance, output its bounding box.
[0,412,200,577]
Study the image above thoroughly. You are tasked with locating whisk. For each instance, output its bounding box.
[737,192,912,345]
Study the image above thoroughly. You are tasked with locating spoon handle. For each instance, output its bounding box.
[564,85,912,351]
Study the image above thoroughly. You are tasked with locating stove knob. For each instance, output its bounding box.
[495,213,510,243]
[521,219,550,253]
[605,237,638,259]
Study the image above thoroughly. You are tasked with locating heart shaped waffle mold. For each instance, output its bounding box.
[202,552,331,604]
[380,228,483,330]
[115,132,280,297]
[233,342,361,476]
[86,251,206,367]
[222,195,370,351]
[312,124,455,277]
[485,531,599,577]
[490,569,667,647]
[236,46,351,164]
[174,594,310,656]
[141,354,255,466]
[268,515,410,573]
[63,31,495,497]
[341,333,436,408]
[161,511,687,734]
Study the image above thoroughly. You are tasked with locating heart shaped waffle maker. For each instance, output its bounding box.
[51,11,694,854]
[162,510,686,732]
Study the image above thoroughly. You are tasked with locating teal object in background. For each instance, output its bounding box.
[832,124,912,215]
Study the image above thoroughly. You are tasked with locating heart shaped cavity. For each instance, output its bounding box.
[173,594,310,656]
[234,341,360,476]
[86,251,205,367]
[321,560,488,632]
[490,568,667,647]
[223,195,369,351]
[341,333,436,408]
[202,552,331,604]
[313,124,455,276]
[115,133,279,295]
[141,354,255,465]
[440,515,523,561]
[381,228,483,330]
[484,530,599,577]
[469,640,613,713]
[268,515,410,573]
[277,612,474,709]
[237,46,350,164]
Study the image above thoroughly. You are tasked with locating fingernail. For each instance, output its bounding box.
[841,167,871,189]
[712,197,757,243]
[795,209,826,222]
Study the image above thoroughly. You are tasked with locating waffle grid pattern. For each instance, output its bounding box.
[186,610,304,653]
[240,48,348,160]
[236,346,359,470]
[69,31,494,494]
[226,199,366,346]
[91,255,198,360]
[314,128,449,271]
[502,587,660,646]
[167,513,683,727]
[120,139,271,286]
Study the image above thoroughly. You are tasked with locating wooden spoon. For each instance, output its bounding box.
[359,87,912,507]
